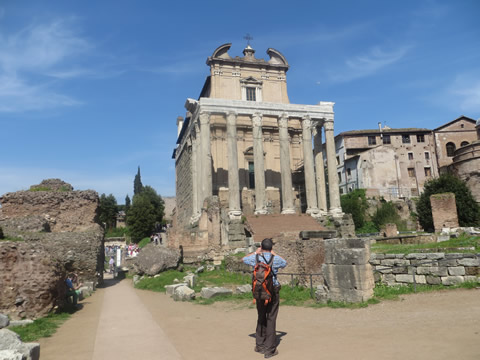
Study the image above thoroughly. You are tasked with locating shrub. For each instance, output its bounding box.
[340,189,368,229]
[372,201,406,231]
[416,174,480,232]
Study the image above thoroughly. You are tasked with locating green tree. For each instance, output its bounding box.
[127,194,156,242]
[142,185,165,224]
[134,166,144,195]
[125,194,131,212]
[340,189,368,229]
[417,174,480,232]
[98,193,118,230]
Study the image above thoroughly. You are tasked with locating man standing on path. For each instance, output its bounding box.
[243,238,287,358]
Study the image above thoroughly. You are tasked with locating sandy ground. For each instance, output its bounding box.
[39,276,480,360]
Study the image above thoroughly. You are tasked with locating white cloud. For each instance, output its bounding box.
[448,74,480,113]
[327,45,411,83]
[0,18,91,112]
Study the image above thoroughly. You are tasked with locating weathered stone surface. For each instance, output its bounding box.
[327,287,374,303]
[441,276,464,285]
[235,284,252,294]
[165,283,188,296]
[416,266,448,276]
[0,242,66,320]
[200,287,232,299]
[426,253,445,260]
[426,275,442,285]
[172,285,195,301]
[133,243,181,276]
[183,274,197,288]
[324,247,370,265]
[0,315,9,329]
[465,267,480,276]
[464,276,480,283]
[0,184,99,233]
[458,258,480,266]
[224,256,252,274]
[322,264,374,291]
[395,274,426,284]
[195,266,204,274]
[315,285,329,304]
[0,349,24,360]
[448,266,466,276]
[0,329,39,360]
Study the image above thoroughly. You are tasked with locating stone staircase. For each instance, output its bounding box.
[245,214,327,242]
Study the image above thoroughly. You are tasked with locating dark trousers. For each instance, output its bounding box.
[256,285,281,354]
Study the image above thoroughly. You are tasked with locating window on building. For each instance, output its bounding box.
[402,134,411,144]
[246,87,256,101]
[408,152,414,160]
[336,156,340,165]
[338,172,342,183]
[368,136,376,145]
[424,167,431,177]
[383,135,391,144]
[446,142,456,157]
[461,141,469,147]
[416,134,425,143]
[248,162,255,189]
[340,188,344,194]
[461,124,465,128]
[424,152,430,160]
[347,168,351,176]
[408,168,415,177]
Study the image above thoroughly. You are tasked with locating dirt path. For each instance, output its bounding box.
[40,278,480,360]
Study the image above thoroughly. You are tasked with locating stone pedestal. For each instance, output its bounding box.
[430,193,459,232]
[321,238,374,303]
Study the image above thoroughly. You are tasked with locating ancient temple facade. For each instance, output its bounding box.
[173,43,342,232]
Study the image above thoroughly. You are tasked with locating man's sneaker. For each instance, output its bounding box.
[264,350,278,358]
[254,346,265,354]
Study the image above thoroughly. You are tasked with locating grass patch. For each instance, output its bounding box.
[105,227,128,238]
[135,269,188,292]
[137,237,150,248]
[373,281,479,301]
[0,236,24,242]
[372,234,480,254]
[9,310,75,342]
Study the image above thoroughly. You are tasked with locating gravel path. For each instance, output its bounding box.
[39,277,480,360]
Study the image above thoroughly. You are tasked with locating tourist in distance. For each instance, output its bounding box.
[109,255,115,274]
[65,273,82,308]
[243,238,287,358]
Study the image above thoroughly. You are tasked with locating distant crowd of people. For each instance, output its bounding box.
[125,243,139,257]
[150,233,163,245]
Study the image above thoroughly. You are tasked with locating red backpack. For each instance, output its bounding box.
[252,254,275,305]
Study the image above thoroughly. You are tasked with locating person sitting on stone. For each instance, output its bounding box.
[66,273,82,308]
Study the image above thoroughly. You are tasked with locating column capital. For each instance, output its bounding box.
[323,119,334,131]
[278,113,289,128]
[199,111,210,125]
[252,112,263,127]
[226,111,237,124]
[302,116,312,131]
[226,110,237,118]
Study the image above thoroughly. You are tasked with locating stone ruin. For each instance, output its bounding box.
[430,192,459,233]
[0,179,104,320]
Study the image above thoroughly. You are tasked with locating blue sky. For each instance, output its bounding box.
[0,0,479,203]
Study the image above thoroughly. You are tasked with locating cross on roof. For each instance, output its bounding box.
[243,33,253,45]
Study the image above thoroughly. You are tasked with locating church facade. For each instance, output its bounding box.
[173,43,343,233]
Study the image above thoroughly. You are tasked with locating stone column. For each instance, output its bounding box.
[252,113,267,214]
[301,116,319,215]
[324,119,342,215]
[226,111,241,218]
[199,112,212,206]
[278,113,295,214]
[313,124,328,214]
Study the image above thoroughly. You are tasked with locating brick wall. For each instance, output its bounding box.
[175,144,193,228]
